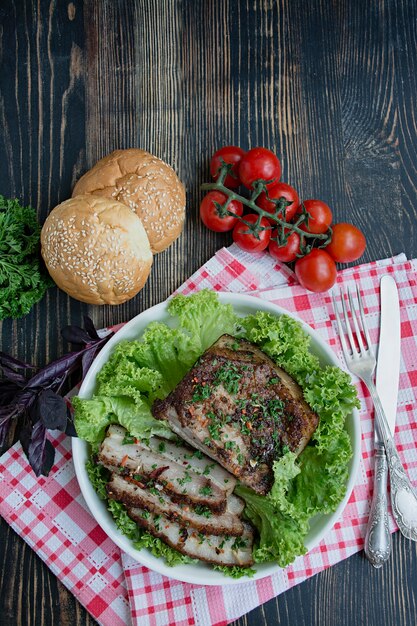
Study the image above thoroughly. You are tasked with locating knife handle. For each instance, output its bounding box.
[368,379,417,541]
[364,444,391,568]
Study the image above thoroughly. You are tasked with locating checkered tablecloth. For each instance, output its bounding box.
[1,245,417,626]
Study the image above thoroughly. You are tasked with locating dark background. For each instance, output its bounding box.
[1,1,417,625]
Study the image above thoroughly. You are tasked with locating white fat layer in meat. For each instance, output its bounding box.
[148,436,237,495]
[107,473,244,536]
[100,425,226,510]
[127,505,254,567]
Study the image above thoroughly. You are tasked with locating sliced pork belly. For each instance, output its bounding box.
[107,473,244,536]
[99,425,226,512]
[152,334,319,495]
[148,436,237,495]
[128,506,254,567]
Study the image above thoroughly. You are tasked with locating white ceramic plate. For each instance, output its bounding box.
[72,293,360,585]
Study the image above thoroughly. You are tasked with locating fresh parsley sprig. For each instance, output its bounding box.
[0,195,53,320]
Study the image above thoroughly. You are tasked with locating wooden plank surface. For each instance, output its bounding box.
[1,0,417,624]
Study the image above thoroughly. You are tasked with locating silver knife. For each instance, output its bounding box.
[364,275,401,568]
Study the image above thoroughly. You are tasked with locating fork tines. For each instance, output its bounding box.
[332,286,373,358]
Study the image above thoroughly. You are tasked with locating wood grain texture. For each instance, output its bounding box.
[1,0,417,625]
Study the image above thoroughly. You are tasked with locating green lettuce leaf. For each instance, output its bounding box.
[167,290,239,355]
[240,311,320,384]
[73,393,172,448]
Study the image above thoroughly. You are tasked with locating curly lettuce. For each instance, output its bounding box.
[75,290,359,574]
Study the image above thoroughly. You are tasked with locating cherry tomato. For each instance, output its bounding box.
[232,213,271,252]
[257,182,300,222]
[238,147,281,190]
[269,230,301,263]
[210,146,246,189]
[295,249,337,292]
[326,223,366,263]
[299,199,333,234]
[200,191,243,232]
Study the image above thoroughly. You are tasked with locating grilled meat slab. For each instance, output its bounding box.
[128,506,254,567]
[107,473,245,536]
[99,425,226,511]
[152,334,319,495]
[148,437,237,495]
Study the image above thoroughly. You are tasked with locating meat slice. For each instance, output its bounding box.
[152,334,319,495]
[107,473,244,536]
[127,506,254,567]
[99,425,226,512]
[148,437,237,495]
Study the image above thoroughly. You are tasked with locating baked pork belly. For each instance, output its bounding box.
[99,425,226,512]
[107,473,245,536]
[152,334,319,495]
[128,505,255,567]
[148,437,237,496]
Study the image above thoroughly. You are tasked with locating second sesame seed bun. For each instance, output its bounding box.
[41,195,153,305]
[72,149,186,253]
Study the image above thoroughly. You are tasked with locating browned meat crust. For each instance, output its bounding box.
[99,425,227,512]
[127,506,255,567]
[152,334,319,495]
[107,473,244,536]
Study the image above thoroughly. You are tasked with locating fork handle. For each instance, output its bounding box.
[364,443,391,567]
[367,379,417,541]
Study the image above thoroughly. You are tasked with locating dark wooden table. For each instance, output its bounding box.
[1,1,417,625]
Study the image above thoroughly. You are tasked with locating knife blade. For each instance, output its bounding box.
[375,275,401,441]
[364,274,401,568]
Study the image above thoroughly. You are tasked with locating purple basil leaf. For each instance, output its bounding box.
[0,363,27,386]
[27,420,48,477]
[81,345,100,379]
[61,325,92,345]
[37,389,69,431]
[0,381,24,406]
[65,415,77,437]
[19,415,32,457]
[0,413,12,448]
[83,316,100,340]
[41,440,56,476]
[0,351,36,371]
[26,351,82,389]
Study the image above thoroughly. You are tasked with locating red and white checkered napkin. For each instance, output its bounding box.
[1,246,417,626]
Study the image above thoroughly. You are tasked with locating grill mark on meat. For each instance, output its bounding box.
[99,425,227,512]
[107,473,245,536]
[126,506,254,567]
[152,334,319,495]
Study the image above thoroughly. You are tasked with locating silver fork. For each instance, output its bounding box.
[332,286,417,543]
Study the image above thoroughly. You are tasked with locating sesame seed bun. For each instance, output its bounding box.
[41,195,153,305]
[72,149,186,253]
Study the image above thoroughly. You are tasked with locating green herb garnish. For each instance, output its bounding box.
[0,195,53,320]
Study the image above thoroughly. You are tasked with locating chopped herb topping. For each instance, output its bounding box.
[224,440,237,451]
[149,487,160,496]
[199,485,213,496]
[219,535,231,549]
[194,505,212,518]
[208,422,221,440]
[158,441,166,453]
[177,471,192,486]
[122,433,136,445]
[192,383,212,402]
[203,463,216,475]
[268,377,280,385]
[268,398,285,421]
[231,536,247,550]
[141,510,150,520]
[214,363,242,395]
